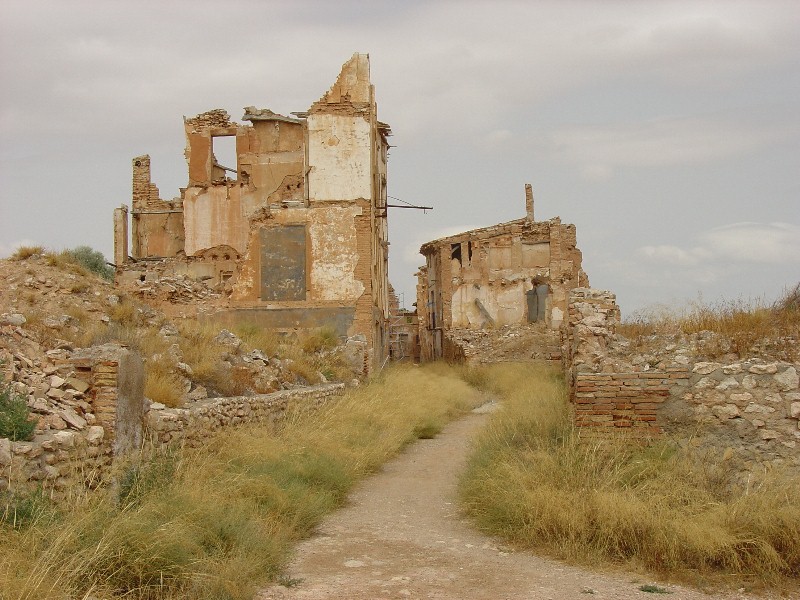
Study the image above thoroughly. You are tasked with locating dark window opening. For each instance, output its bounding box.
[467,241,473,264]
[451,243,462,264]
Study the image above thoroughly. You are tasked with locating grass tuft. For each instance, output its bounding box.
[10,245,45,260]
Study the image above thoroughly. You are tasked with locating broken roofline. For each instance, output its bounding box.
[418,216,566,255]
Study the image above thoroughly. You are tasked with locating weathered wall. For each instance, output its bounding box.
[116,54,391,370]
[145,384,344,448]
[3,361,346,497]
[417,198,588,361]
[564,288,800,473]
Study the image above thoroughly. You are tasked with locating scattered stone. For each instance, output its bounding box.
[86,426,105,444]
[60,408,87,430]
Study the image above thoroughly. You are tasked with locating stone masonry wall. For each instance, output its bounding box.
[145,383,344,449]
[3,344,345,498]
[565,288,800,473]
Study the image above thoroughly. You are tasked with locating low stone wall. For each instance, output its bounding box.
[574,368,689,436]
[145,383,345,449]
[3,345,345,498]
[0,426,110,498]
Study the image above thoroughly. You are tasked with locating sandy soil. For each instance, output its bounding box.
[256,403,792,600]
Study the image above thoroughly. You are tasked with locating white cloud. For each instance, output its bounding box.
[702,222,800,263]
[639,222,800,266]
[549,118,789,179]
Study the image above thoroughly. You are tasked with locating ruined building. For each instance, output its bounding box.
[416,185,589,361]
[113,54,392,369]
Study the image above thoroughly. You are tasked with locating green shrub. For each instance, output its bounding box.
[66,246,114,281]
[0,376,35,441]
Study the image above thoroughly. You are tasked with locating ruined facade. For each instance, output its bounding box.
[416,185,588,361]
[388,285,420,362]
[113,54,392,369]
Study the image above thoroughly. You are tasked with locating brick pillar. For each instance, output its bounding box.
[70,344,145,457]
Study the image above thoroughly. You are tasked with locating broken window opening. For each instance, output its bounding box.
[467,241,473,264]
[211,135,238,179]
[450,243,462,264]
[220,270,233,282]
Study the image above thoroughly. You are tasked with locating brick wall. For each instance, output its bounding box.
[574,369,688,436]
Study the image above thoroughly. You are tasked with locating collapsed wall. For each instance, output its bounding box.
[564,289,800,473]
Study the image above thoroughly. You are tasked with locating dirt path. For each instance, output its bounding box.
[257,403,781,600]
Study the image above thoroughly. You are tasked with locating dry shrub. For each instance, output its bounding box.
[460,363,800,588]
[108,298,139,326]
[300,326,339,354]
[232,322,280,356]
[0,364,482,600]
[286,359,323,385]
[10,245,45,260]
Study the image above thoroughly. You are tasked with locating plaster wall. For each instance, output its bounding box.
[307,114,372,202]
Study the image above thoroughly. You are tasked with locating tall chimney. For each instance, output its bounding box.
[525,183,534,222]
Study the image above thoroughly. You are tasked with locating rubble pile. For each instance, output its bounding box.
[128,273,223,304]
[448,323,562,364]
[0,255,346,439]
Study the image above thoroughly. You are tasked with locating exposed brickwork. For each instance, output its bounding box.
[574,370,689,436]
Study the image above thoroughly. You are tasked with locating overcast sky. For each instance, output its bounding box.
[1,0,798,316]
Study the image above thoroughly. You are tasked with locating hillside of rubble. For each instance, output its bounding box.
[0,249,361,439]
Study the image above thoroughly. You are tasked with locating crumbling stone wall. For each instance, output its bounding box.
[565,289,800,472]
[1,427,109,499]
[145,384,344,449]
[3,345,345,497]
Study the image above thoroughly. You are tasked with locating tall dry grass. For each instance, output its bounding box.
[618,285,800,360]
[459,363,800,589]
[0,364,482,600]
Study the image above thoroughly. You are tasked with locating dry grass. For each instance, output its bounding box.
[144,364,185,408]
[618,285,800,360]
[9,246,45,260]
[0,364,481,600]
[459,362,800,590]
[231,321,281,357]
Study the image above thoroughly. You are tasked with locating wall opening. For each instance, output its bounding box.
[211,135,237,178]
[526,284,549,323]
[450,243,462,264]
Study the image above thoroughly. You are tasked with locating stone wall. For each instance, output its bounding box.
[565,288,800,473]
[1,426,109,499]
[2,343,345,497]
[669,360,799,471]
[145,383,344,449]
